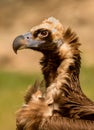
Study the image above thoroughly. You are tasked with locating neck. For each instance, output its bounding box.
[57,53,81,93]
[40,51,62,87]
[41,50,81,92]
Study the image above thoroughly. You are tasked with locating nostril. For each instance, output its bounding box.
[27,37,29,39]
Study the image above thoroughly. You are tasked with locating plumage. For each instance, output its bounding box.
[16,82,94,130]
[13,17,94,129]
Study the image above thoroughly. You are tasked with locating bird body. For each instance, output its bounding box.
[16,81,94,130]
[13,17,94,129]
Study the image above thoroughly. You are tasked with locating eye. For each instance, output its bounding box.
[48,103,53,106]
[38,30,49,39]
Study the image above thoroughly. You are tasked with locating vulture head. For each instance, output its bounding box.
[13,17,65,54]
[13,16,80,63]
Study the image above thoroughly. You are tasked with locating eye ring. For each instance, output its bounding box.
[38,30,49,38]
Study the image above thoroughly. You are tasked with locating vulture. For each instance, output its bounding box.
[13,17,94,129]
[16,81,94,130]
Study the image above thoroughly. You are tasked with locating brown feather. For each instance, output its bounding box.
[16,85,94,130]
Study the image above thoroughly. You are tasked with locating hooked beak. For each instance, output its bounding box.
[12,32,45,53]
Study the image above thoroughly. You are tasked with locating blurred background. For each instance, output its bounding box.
[0,0,94,129]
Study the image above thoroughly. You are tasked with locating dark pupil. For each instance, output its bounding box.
[40,30,48,36]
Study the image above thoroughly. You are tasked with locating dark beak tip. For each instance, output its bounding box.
[12,41,18,54]
[12,35,25,54]
[13,49,17,54]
